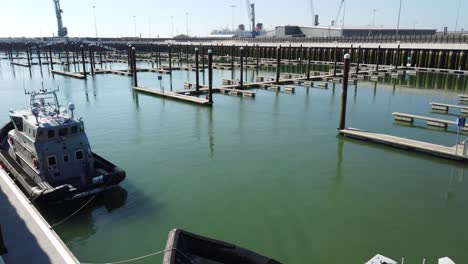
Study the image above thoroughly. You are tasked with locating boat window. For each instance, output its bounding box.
[32,129,36,138]
[12,117,23,132]
[75,150,83,160]
[79,122,85,132]
[48,156,57,166]
[48,130,55,138]
[37,130,43,138]
[58,128,68,137]
[63,155,69,163]
[71,126,78,134]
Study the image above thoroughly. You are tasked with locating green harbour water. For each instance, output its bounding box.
[1,58,468,263]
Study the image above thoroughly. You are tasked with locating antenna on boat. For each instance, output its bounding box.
[32,107,40,125]
[68,103,75,118]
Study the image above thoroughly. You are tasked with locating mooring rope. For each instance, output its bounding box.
[81,248,193,264]
[50,175,115,229]
[50,194,97,229]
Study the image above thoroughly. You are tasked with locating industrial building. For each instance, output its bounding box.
[265,25,437,38]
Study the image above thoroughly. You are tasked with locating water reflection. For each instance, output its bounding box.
[37,187,128,242]
[335,138,344,186]
[446,167,465,203]
[208,108,214,159]
[83,80,89,102]
[378,72,468,91]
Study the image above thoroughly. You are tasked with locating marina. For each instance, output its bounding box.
[1,48,468,262]
[1,0,468,263]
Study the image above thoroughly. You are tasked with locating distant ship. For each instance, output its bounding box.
[0,88,126,202]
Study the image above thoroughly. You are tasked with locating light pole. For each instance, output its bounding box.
[148,17,152,38]
[396,0,403,36]
[454,0,462,32]
[171,16,174,37]
[92,6,98,38]
[230,5,236,31]
[371,9,377,28]
[369,9,376,36]
[185,12,189,36]
[133,16,137,37]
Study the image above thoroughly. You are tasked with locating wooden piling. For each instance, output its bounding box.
[339,54,350,131]
[240,47,244,88]
[80,45,87,79]
[168,44,172,75]
[333,46,338,77]
[72,47,77,66]
[208,49,213,105]
[99,46,103,67]
[26,45,31,67]
[376,45,381,71]
[88,46,95,76]
[49,47,54,70]
[230,45,235,73]
[276,46,281,83]
[195,48,200,93]
[256,45,260,70]
[356,46,361,74]
[201,45,205,73]
[65,44,70,66]
[395,44,400,69]
[307,47,311,80]
[132,47,138,87]
[36,44,42,66]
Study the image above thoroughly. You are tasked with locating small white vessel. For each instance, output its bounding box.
[365,254,397,264]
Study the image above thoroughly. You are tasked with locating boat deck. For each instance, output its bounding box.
[0,168,78,264]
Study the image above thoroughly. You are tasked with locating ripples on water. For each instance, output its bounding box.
[1,58,468,263]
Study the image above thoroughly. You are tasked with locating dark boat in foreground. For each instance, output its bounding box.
[163,229,281,264]
[0,88,125,203]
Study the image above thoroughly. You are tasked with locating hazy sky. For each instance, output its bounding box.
[1,0,466,37]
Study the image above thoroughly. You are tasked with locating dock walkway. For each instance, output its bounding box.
[392,112,468,130]
[51,70,86,79]
[0,168,78,263]
[431,102,468,114]
[459,94,468,103]
[133,87,212,106]
[340,128,468,161]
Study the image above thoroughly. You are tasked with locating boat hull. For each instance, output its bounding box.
[0,122,126,203]
[163,229,281,264]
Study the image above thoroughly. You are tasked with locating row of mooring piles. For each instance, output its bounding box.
[130,46,213,105]
[100,42,468,71]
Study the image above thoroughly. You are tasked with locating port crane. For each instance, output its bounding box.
[310,0,315,25]
[53,0,68,37]
[246,0,256,37]
[331,0,345,27]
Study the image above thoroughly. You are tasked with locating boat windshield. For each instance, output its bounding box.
[29,90,60,115]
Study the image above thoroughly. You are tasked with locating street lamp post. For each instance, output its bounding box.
[230,5,236,31]
[454,0,462,32]
[369,9,376,36]
[171,16,174,37]
[92,6,98,39]
[185,12,189,36]
[396,0,403,36]
[133,16,137,37]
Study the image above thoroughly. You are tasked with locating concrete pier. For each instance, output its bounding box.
[340,128,468,162]
[393,112,468,131]
[0,168,78,263]
[133,86,212,105]
[431,102,468,114]
[50,70,86,79]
